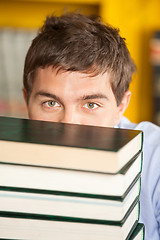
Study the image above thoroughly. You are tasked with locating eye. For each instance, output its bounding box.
[84,102,99,110]
[44,100,60,108]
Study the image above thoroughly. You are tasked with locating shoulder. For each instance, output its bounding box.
[118,117,160,170]
[119,117,160,187]
[118,117,160,148]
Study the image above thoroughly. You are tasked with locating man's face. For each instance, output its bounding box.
[24,66,130,127]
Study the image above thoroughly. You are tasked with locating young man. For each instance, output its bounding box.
[23,13,160,239]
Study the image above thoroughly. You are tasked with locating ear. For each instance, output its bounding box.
[115,90,131,125]
[119,90,131,115]
[23,88,28,106]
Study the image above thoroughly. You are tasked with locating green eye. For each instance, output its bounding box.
[47,101,56,107]
[84,102,100,110]
[43,100,60,110]
[86,102,96,109]
[48,101,55,107]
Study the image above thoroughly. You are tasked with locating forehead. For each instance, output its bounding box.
[31,67,117,102]
[33,66,112,90]
[31,67,117,105]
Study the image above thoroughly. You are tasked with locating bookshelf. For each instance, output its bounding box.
[150,31,160,125]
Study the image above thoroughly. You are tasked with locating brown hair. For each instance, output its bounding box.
[23,12,136,105]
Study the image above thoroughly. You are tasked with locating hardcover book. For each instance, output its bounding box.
[0,176,140,222]
[0,116,143,173]
[0,199,139,240]
[129,223,145,240]
[0,151,142,198]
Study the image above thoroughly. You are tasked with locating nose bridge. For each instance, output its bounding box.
[61,107,79,124]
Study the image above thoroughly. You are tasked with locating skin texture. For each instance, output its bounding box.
[23,66,131,128]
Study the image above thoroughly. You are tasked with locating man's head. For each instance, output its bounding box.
[23,12,136,127]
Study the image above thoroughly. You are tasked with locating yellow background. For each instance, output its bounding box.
[1,0,160,123]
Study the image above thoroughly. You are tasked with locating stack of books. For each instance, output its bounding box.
[0,116,145,239]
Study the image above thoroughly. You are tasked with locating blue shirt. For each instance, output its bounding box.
[118,117,160,240]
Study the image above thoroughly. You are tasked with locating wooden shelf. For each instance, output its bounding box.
[3,0,100,4]
[0,0,100,28]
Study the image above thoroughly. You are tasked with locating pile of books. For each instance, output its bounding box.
[0,116,145,239]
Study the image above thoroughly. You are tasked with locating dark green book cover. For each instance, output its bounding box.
[0,116,143,173]
[129,223,145,240]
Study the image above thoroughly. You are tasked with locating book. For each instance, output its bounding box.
[129,223,145,240]
[0,116,143,173]
[0,151,142,198]
[0,200,139,240]
[0,175,140,222]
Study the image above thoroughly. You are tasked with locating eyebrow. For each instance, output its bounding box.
[35,91,63,105]
[80,94,109,101]
[35,91,108,103]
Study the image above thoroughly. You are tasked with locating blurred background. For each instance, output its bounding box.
[0,0,160,125]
